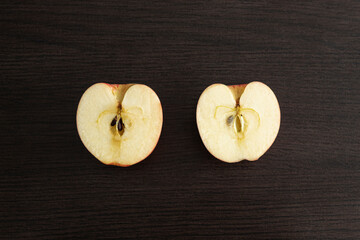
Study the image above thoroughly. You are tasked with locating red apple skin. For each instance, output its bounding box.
[107,162,131,167]
[104,83,119,88]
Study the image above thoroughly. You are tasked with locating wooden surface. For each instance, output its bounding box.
[1,1,359,239]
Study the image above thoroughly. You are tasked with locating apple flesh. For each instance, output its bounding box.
[76,83,163,166]
[196,82,280,163]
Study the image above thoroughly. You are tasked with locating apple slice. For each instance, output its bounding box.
[196,82,280,163]
[76,83,163,167]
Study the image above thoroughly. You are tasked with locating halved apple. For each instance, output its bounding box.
[76,83,163,167]
[196,82,280,163]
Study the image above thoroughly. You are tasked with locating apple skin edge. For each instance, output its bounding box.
[77,83,163,167]
[203,140,260,164]
[104,83,119,88]
[107,162,131,167]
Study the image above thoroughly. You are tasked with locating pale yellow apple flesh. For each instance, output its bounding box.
[76,83,163,166]
[196,82,281,163]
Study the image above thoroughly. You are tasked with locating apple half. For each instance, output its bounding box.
[76,83,163,167]
[196,82,280,163]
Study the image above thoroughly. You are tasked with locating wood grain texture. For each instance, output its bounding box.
[1,0,359,239]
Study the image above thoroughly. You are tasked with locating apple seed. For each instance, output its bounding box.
[234,114,245,133]
[235,115,241,133]
[111,116,117,126]
[117,118,124,132]
[227,115,234,125]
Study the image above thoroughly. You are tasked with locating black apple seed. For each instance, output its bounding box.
[117,118,124,131]
[111,116,117,126]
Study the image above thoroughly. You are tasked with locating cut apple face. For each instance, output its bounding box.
[76,83,163,167]
[196,82,280,163]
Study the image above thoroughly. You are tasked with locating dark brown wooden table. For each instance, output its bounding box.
[1,1,359,239]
